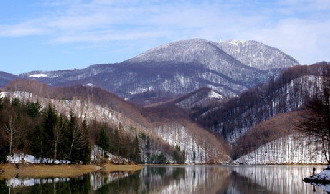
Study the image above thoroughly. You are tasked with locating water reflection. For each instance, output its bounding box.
[2,174,91,194]
[1,165,328,194]
[231,165,326,194]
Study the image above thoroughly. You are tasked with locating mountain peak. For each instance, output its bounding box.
[126,38,221,64]
[225,40,248,46]
[217,39,299,70]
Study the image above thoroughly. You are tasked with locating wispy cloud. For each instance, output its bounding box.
[0,1,268,41]
[0,0,329,64]
[0,21,46,37]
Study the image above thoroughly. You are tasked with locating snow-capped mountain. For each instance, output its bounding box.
[217,40,299,70]
[17,39,299,104]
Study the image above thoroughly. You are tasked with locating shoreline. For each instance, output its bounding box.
[0,163,143,179]
[0,163,327,179]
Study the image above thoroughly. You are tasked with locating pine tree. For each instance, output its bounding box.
[42,104,58,160]
[98,126,109,152]
[81,120,91,164]
[132,135,141,163]
[26,101,41,118]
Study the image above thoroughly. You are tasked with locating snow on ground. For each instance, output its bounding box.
[304,166,330,182]
[208,90,222,99]
[233,134,327,164]
[85,83,95,87]
[7,153,70,164]
[91,145,129,164]
[304,166,330,192]
[28,73,48,78]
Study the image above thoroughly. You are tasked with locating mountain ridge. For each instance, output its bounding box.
[11,38,299,104]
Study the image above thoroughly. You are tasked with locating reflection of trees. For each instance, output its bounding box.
[142,166,231,194]
[7,166,325,193]
[90,171,131,191]
[96,166,232,194]
[8,174,91,193]
[0,180,9,193]
[232,166,325,194]
[227,171,275,194]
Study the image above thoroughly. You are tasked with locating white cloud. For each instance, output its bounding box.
[0,0,329,64]
[0,21,46,37]
[243,17,330,64]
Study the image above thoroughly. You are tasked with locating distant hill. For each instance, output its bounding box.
[193,62,329,143]
[184,62,329,164]
[0,71,17,88]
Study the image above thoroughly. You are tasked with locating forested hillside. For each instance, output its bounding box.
[0,97,143,164]
[195,62,329,143]
[163,62,329,164]
[0,80,230,164]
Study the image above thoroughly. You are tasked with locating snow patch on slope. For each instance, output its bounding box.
[208,90,223,99]
[29,73,48,78]
[176,89,224,109]
[227,40,247,46]
[234,134,327,164]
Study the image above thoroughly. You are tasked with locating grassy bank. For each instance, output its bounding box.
[102,163,143,172]
[0,163,143,179]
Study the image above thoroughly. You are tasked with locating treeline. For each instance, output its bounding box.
[0,97,141,164]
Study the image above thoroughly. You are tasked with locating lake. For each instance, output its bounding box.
[1,165,328,193]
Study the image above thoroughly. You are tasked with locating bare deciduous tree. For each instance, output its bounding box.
[297,66,330,164]
[5,111,17,155]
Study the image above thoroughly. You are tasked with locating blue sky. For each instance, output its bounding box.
[0,0,329,74]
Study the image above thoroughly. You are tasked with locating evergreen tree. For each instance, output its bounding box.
[80,120,91,164]
[28,125,44,159]
[42,104,58,159]
[118,123,127,157]
[111,126,120,155]
[132,135,141,163]
[98,126,109,152]
[26,101,41,118]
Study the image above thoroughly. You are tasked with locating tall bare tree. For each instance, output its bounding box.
[297,66,330,164]
[5,112,16,155]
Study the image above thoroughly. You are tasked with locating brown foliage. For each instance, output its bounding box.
[232,111,305,159]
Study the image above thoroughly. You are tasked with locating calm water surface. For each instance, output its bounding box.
[1,165,328,194]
